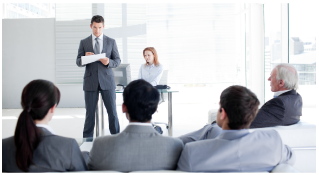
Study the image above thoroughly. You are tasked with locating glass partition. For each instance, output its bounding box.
[288,3,316,123]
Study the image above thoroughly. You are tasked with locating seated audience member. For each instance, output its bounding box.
[177,85,295,172]
[138,47,163,86]
[178,63,303,145]
[87,79,184,172]
[2,80,87,172]
[250,63,302,128]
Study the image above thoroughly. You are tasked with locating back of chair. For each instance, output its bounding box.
[158,70,169,101]
[271,163,299,173]
[158,70,168,85]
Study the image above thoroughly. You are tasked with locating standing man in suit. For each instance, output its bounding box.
[250,63,302,128]
[87,79,184,172]
[76,15,121,138]
[177,85,295,172]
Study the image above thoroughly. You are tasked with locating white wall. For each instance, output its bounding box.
[2,18,85,108]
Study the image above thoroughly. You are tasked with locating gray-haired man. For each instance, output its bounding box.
[250,63,302,128]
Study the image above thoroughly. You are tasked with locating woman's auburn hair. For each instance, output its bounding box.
[143,47,160,67]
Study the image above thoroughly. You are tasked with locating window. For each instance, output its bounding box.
[55,3,252,128]
[264,3,316,124]
[264,4,283,102]
[2,3,55,19]
[289,3,316,123]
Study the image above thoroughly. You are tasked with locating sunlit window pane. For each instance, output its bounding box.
[289,3,316,124]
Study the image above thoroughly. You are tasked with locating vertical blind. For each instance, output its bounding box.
[55,4,92,84]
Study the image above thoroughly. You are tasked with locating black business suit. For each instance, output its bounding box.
[250,90,302,128]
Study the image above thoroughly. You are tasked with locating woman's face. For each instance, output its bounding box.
[144,50,154,65]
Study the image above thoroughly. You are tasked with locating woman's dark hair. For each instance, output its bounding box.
[91,15,104,25]
[14,79,60,172]
[123,79,159,122]
[219,85,260,129]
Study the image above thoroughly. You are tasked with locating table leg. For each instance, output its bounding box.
[101,93,104,136]
[168,92,172,136]
[95,95,100,137]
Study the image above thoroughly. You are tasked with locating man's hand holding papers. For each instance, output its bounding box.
[85,52,94,56]
[99,57,110,65]
[81,53,106,65]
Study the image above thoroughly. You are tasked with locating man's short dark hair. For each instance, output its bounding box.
[219,85,260,129]
[123,79,159,122]
[91,15,104,25]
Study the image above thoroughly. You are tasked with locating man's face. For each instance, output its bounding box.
[90,22,104,37]
[268,68,280,92]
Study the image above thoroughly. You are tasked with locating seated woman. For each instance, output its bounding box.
[138,47,164,86]
[137,47,166,133]
[2,79,87,172]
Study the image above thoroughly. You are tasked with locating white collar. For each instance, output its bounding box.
[92,33,103,40]
[129,122,152,126]
[147,63,155,67]
[221,129,244,133]
[274,89,291,97]
[36,124,56,135]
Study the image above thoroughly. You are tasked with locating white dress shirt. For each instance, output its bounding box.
[138,63,164,86]
[128,122,153,127]
[36,124,56,135]
[274,89,291,98]
[92,33,103,54]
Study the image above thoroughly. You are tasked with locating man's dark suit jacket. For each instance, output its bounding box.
[76,34,121,91]
[250,90,302,128]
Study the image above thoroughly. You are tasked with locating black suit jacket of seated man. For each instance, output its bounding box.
[250,90,302,128]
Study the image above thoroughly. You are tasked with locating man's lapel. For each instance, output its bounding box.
[87,35,93,51]
[101,35,108,53]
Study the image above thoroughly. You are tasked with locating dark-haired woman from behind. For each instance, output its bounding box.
[2,79,87,172]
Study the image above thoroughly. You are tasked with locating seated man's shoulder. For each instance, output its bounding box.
[249,129,281,141]
[259,97,286,115]
[158,135,184,146]
[264,96,284,106]
[277,90,301,100]
[93,133,119,143]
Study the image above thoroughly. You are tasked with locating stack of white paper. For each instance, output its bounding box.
[81,53,106,65]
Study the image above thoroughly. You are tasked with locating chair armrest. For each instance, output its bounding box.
[271,163,299,173]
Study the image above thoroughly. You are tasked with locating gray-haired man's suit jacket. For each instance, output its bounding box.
[76,34,121,91]
[177,129,295,172]
[87,125,184,172]
[2,127,87,172]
